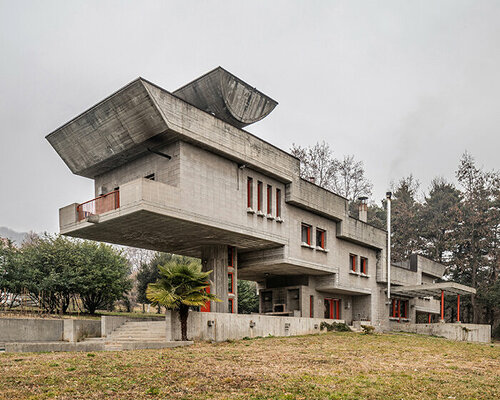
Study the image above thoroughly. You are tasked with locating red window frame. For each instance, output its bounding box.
[276,188,281,218]
[310,295,314,318]
[325,298,341,319]
[228,272,234,294]
[301,223,311,245]
[390,299,408,318]
[257,181,263,211]
[228,298,234,313]
[267,185,272,214]
[247,177,253,208]
[360,257,367,274]
[316,228,326,249]
[350,254,357,272]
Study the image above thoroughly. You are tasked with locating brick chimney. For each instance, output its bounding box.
[358,196,368,222]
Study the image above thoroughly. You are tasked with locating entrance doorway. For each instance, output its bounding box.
[324,298,341,319]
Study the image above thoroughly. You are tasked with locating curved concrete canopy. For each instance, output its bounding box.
[173,67,278,129]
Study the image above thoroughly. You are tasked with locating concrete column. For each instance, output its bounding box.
[201,245,229,313]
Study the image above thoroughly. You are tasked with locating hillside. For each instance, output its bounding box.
[0,227,28,245]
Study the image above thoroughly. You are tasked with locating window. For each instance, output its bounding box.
[247,177,253,208]
[301,223,311,245]
[324,298,341,319]
[350,254,357,272]
[316,228,326,249]
[144,173,155,181]
[360,257,368,274]
[257,181,263,212]
[267,185,272,215]
[228,246,234,267]
[276,188,281,218]
[390,299,409,318]
[228,298,234,313]
[228,272,234,294]
[310,295,314,318]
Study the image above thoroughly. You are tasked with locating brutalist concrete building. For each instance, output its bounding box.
[47,67,477,331]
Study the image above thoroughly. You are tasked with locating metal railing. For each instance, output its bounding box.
[77,190,120,221]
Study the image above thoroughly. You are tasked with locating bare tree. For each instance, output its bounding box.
[290,141,373,200]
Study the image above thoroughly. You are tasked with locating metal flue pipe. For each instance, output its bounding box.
[386,191,392,299]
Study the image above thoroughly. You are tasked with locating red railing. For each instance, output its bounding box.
[77,190,120,221]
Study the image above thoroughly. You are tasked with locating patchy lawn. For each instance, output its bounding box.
[0,332,498,400]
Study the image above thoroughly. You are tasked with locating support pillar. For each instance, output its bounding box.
[201,245,237,313]
[457,294,460,323]
[440,290,445,322]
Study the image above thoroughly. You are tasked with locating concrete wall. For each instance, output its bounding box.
[0,318,63,342]
[167,310,343,342]
[63,319,101,342]
[0,318,100,343]
[389,322,491,343]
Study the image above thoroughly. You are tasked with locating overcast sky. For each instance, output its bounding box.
[1,0,499,233]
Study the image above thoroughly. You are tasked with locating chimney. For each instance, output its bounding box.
[308,177,316,184]
[358,196,368,222]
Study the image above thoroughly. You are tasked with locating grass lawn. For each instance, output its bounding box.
[0,332,498,400]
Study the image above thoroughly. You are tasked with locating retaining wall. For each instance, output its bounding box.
[389,322,491,343]
[167,310,342,342]
[0,318,100,343]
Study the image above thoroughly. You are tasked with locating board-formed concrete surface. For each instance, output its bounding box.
[388,322,491,343]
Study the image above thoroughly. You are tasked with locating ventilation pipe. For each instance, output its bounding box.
[358,196,368,222]
[386,191,392,299]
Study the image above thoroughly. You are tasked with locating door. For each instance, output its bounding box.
[324,298,341,319]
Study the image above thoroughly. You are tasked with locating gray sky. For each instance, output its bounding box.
[1,0,499,233]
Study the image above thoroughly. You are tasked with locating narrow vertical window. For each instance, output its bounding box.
[247,177,253,208]
[228,272,234,294]
[267,185,272,215]
[257,181,263,212]
[301,223,311,245]
[316,229,326,249]
[228,298,234,313]
[276,188,281,218]
[360,257,368,274]
[350,254,357,272]
[309,295,314,318]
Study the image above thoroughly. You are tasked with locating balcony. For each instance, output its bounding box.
[76,190,120,221]
[58,178,285,257]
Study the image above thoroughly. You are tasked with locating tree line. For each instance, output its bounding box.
[0,234,131,314]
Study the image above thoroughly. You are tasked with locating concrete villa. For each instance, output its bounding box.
[42,67,489,343]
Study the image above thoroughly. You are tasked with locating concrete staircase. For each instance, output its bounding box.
[83,320,191,351]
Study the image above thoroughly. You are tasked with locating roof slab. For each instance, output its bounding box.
[391,282,476,298]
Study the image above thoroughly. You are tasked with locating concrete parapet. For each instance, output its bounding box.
[0,318,63,342]
[167,310,343,342]
[389,322,491,343]
[101,316,128,337]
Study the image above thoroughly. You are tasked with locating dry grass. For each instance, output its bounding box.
[0,332,498,399]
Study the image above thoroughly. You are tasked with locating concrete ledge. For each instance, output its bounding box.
[389,322,491,343]
[3,341,105,353]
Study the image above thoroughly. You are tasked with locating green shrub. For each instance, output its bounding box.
[320,321,350,332]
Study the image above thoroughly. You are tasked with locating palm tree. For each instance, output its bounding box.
[146,259,220,341]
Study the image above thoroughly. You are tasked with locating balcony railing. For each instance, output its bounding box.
[77,190,120,221]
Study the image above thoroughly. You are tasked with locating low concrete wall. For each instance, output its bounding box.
[389,322,491,343]
[0,318,63,342]
[167,310,343,342]
[0,318,101,343]
[63,319,101,342]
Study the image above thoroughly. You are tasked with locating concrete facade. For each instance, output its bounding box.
[47,67,476,333]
